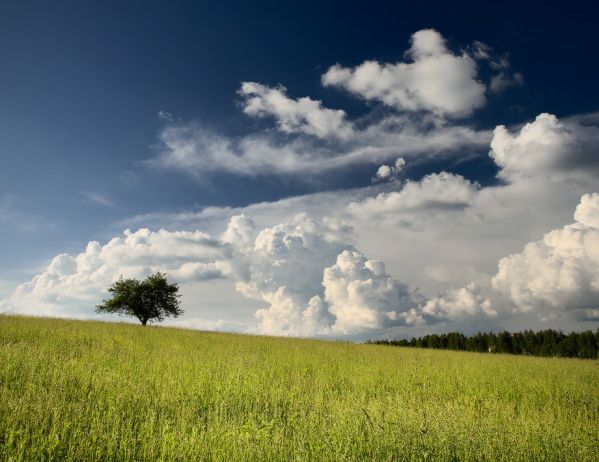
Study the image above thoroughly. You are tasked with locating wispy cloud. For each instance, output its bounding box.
[0,194,51,232]
[148,116,491,180]
[145,29,520,182]
[81,192,117,208]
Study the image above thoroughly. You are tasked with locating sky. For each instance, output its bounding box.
[1,0,599,339]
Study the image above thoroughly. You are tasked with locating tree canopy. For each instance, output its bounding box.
[96,272,183,325]
[369,328,599,359]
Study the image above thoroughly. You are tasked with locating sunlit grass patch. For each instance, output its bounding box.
[0,315,597,461]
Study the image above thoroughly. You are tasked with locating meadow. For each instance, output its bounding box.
[0,315,597,461]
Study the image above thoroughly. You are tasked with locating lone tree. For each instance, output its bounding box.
[96,272,183,325]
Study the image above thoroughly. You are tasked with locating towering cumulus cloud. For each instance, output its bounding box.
[227,215,349,335]
[322,250,419,334]
[492,193,599,321]
[322,29,486,117]
[220,214,422,336]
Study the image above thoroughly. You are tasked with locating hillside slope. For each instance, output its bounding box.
[0,315,598,461]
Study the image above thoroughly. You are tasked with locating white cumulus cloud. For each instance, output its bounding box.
[375,157,406,181]
[491,193,599,321]
[230,215,350,335]
[348,172,479,219]
[0,228,232,318]
[322,29,486,118]
[420,283,496,321]
[217,214,425,336]
[239,82,353,139]
[490,113,599,182]
[323,250,420,334]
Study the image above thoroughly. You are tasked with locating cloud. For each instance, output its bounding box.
[374,157,405,181]
[118,184,368,236]
[218,213,423,336]
[149,123,237,178]
[491,193,599,321]
[3,24,598,341]
[348,172,479,219]
[8,105,599,336]
[220,214,255,250]
[157,110,174,122]
[490,72,523,93]
[146,29,527,184]
[0,194,49,232]
[0,228,232,317]
[146,29,527,182]
[230,215,350,335]
[322,250,420,334]
[470,40,523,93]
[82,192,116,208]
[123,108,599,334]
[4,183,594,335]
[420,283,496,321]
[248,236,497,336]
[239,82,353,139]
[574,192,599,228]
[150,117,490,179]
[148,31,505,181]
[322,29,486,117]
[490,113,599,182]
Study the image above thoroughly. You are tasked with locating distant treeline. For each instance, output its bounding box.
[368,329,599,359]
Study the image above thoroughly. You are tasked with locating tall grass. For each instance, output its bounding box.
[0,315,597,461]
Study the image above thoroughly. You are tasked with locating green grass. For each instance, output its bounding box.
[0,315,597,461]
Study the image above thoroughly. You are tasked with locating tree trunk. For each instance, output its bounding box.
[141,319,148,326]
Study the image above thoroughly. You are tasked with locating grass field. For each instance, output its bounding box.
[0,315,597,461]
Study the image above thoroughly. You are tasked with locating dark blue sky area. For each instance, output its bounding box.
[0,0,598,270]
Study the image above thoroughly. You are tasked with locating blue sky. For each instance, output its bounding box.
[1,1,599,337]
